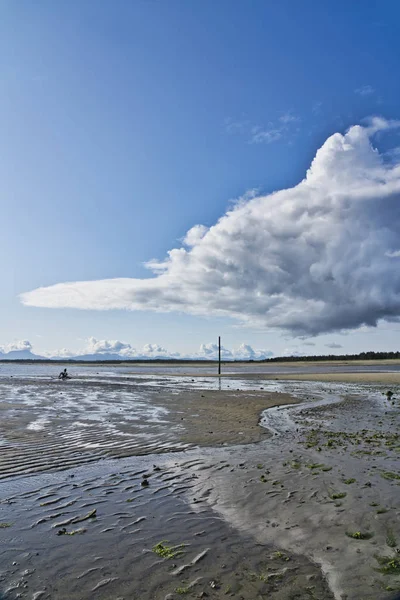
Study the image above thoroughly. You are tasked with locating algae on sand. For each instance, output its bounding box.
[345,531,374,540]
[152,540,186,559]
[375,554,400,575]
[380,471,400,481]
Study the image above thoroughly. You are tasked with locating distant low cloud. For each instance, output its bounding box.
[85,337,131,355]
[0,340,32,353]
[282,348,306,358]
[78,337,177,359]
[325,343,343,349]
[355,85,375,96]
[21,118,400,336]
[0,338,273,361]
[198,342,272,361]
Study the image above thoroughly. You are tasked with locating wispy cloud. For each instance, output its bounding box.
[279,111,300,124]
[225,112,300,145]
[325,343,343,349]
[385,249,400,258]
[312,101,322,114]
[250,124,283,144]
[355,85,375,96]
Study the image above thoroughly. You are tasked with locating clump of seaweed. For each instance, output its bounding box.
[272,551,290,561]
[375,554,400,574]
[386,529,397,548]
[380,471,400,481]
[0,523,12,528]
[343,478,356,485]
[346,531,374,540]
[304,430,320,448]
[152,540,186,559]
[329,491,347,500]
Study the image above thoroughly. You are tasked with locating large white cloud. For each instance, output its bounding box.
[20,118,400,336]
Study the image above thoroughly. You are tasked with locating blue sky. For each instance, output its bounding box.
[2,0,400,358]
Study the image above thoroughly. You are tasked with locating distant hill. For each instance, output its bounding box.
[69,352,127,361]
[0,349,45,360]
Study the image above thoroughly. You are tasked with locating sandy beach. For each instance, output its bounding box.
[0,363,399,600]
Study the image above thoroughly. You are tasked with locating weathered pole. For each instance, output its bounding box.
[218,336,221,375]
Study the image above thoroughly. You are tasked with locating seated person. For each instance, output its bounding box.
[58,368,69,380]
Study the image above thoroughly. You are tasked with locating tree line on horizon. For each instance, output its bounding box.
[260,351,400,362]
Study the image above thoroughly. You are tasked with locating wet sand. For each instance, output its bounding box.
[0,368,399,600]
[231,372,400,384]
[0,378,296,479]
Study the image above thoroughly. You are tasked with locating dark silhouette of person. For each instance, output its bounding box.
[58,368,68,380]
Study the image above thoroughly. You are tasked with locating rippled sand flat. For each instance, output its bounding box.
[0,366,399,600]
[0,376,296,479]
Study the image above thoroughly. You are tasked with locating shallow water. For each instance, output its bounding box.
[2,361,400,382]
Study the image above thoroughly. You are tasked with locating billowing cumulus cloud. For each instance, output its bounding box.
[0,338,272,361]
[20,118,400,336]
[0,340,33,353]
[84,336,132,355]
[79,338,174,359]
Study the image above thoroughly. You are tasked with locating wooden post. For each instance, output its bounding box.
[218,336,221,375]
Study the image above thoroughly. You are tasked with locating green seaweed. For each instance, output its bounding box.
[381,471,400,481]
[330,492,347,500]
[386,529,397,548]
[272,551,290,561]
[343,478,356,485]
[152,540,186,559]
[346,530,374,540]
[0,523,12,528]
[375,554,400,574]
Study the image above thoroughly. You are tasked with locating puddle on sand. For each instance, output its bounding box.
[0,456,333,600]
